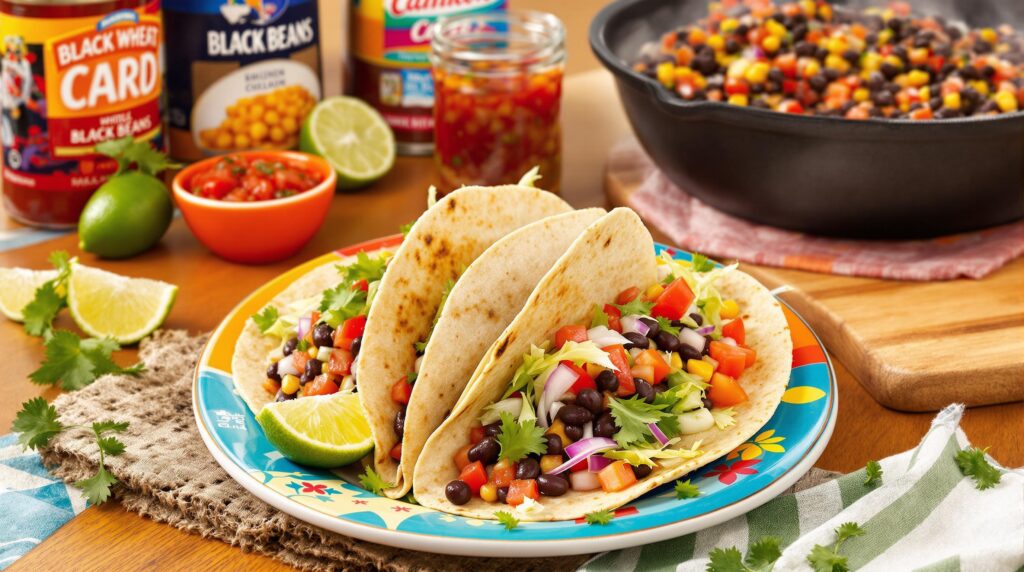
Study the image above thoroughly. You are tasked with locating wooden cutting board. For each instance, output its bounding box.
[606,140,1024,412]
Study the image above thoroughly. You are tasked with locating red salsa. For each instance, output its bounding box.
[188,154,324,202]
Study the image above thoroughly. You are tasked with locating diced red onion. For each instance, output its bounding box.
[570,470,601,491]
[587,326,630,347]
[648,422,670,446]
[541,364,578,424]
[276,354,299,376]
[547,437,618,475]
[620,316,650,336]
[678,327,707,352]
[296,316,312,340]
[695,324,716,336]
[722,337,737,346]
[588,454,612,472]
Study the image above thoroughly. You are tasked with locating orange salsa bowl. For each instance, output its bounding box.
[172,151,336,264]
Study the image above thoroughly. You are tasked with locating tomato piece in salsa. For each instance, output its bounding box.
[189,154,324,202]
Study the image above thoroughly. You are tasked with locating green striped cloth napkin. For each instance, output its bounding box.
[581,404,1023,572]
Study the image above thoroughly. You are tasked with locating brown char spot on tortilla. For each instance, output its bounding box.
[487,309,497,319]
[447,197,457,211]
[424,233,434,246]
[603,235,612,248]
[494,332,515,357]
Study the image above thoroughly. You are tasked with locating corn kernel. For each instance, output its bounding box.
[707,34,725,52]
[802,59,821,79]
[281,374,300,395]
[994,90,1018,112]
[249,121,269,141]
[825,54,850,73]
[766,19,787,38]
[854,87,870,102]
[480,483,498,503]
[687,359,714,381]
[669,352,683,372]
[265,110,281,126]
[762,35,781,54]
[215,132,232,148]
[269,126,286,143]
[883,54,904,70]
[826,37,847,55]
[282,116,299,135]
[656,62,675,88]
[674,66,694,82]
[720,299,740,319]
[970,80,990,96]
[645,283,664,300]
[728,94,749,106]
[233,133,251,148]
[919,86,931,101]
[540,455,563,474]
[877,29,893,45]
[585,363,604,378]
[943,92,961,110]
[906,69,930,87]
[980,28,998,44]
[800,0,816,18]
[745,62,771,84]
[720,18,739,33]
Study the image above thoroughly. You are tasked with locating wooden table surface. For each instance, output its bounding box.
[4,2,1023,570]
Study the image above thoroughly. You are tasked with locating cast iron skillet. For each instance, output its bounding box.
[590,0,1024,239]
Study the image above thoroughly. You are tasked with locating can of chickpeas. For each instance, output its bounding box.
[163,0,321,161]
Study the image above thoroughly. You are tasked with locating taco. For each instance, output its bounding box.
[413,208,792,520]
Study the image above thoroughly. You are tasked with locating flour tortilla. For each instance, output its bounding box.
[359,186,572,496]
[413,208,793,520]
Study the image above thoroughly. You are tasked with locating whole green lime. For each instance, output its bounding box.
[78,171,173,259]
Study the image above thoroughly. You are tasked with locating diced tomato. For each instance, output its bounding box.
[616,286,640,305]
[197,178,236,200]
[603,345,636,397]
[506,479,540,506]
[454,444,473,470]
[708,372,749,407]
[490,459,516,488]
[555,324,588,349]
[327,348,354,376]
[305,374,339,396]
[634,349,671,383]
[391,376,413,405]
[351,278,369,292]
[603,304,622,333]
[560,360,596,393]
[459,461,488,494]
[737,345,757,368]
[291,350,309,373]
[630,364,655,383]
[598,461,638,492]
[569,458,590,473]
[334,315,367,350]
[722,318,745,345]
[469,425,487,444]
[725,76,750,95]
[389,442,403,461]
[651,278,695,321]
[709,341,747,378]
[262,379,280,395]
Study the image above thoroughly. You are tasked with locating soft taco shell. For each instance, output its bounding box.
[359,185,572,495]
[414,208,792,520]
[390,208,607,498]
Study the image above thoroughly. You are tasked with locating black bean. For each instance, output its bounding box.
[305,358,322,379]
[576,389,604,416]
[679,344,703,363]
[794,41,816,57]
[688,313,703,326]
[843,49,860,64]
[596,370,619,393]
[445,480,471,505]
[274,389,294,402]
[545,434,563,456]
[594,413,617,438]
[483,422,502,437]
[393,410,405,438]
[468,437,499,465]
[267,362,281,382]
[880,62,900,80]
[351,337,362,356]
[929,96,943,110]
[653,330,680,352]
[635,379,656,403]
[623,332,649,350]
[496,486,509,504]
[312,323,334,348]
[632,464,653,479]
[557,404,593,426]
[537,474,569,497]
[639,317,659,337]
[516,457,540,480]
[282,337,298,356]
[702,336,713,355]
[564,423,584,442]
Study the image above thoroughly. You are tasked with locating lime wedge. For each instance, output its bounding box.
[67,264,177,344]
[0,268,58,322]
[256,392,373,468]
[300,96,395,189]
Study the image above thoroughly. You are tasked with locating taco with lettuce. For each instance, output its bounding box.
[413,208,792,520]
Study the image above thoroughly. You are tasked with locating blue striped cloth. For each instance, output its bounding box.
[0,433,86,569]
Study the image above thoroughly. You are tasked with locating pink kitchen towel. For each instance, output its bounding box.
[615,140,1024,281]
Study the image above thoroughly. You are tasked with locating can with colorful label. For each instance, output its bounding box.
[1,0,163,228]
[163,0,321,161]
[350,0,506,155]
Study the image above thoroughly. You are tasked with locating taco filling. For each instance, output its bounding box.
[258,251,391,401]
[443,254,755,507]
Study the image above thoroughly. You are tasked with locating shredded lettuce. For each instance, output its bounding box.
[518,166,541,187]
[712,408,737,430]
[480,397,523,425]
[503,341,616,399]
[604,439,704,467]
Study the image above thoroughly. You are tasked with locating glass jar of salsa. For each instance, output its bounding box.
[431,11,565,193]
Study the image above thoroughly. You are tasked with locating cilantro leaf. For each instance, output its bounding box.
[835,522,865,542]
[414,340,427,354]
[96,136,176,176]
[495,411,546,462]
[745,536,782,570]
[11,397,64,450]
[590,304,610,328]
[955,447,1002,490]
[615,297,654,317]
[690,253,716,273]
[707,546,746,572]
[318,285,367,326]
[584,509,614,525]
[359,466,394,495]
[607,396,669,448]
[399,222,414,236]
[495,510,520,530]
[807,544,848,572]
[96,436,126,456]
[22,281,66,337]
[92,420,130,434]
[76,466,119,505]
[674,479,700,499]
[864,460,882,487]
[30,331,142,391]
[251,306,280,333]
[656,316,680,336]
[338,252,388,287]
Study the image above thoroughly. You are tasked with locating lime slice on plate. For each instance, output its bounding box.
[0,268,58,321]
[67,264,178,344]
[257,392,373,468]
[300,96,396,190]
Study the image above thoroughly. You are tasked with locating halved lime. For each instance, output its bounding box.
[256,392,373,468]
[67,264,177,344]
[0,268,58,322]
[300,96,396,189]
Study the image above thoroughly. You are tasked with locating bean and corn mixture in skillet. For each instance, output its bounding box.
[632,0,1024,119]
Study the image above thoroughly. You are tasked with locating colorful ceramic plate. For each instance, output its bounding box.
[193,236,837,558]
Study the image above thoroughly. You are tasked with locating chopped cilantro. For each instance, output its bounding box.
[690,253,716,273]
[359,466,394,495]
[495,510,520,530]
[337,252,388,288]
[318,284,367,326]
[590,304,610,328]
[674,479,700,499]
[807,522,864,572]
[22,251,73,338]
[707,536,781,572]
[615,297,654,317]
[584,509,614,525]
[607,396,670,448]
[495,411,546,462]
[399,221,414,236]
[29,330,144,391]
[864,460,883,487]
[656,316,680,336]
[251,306,279,333]
[955,447,1002,490]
